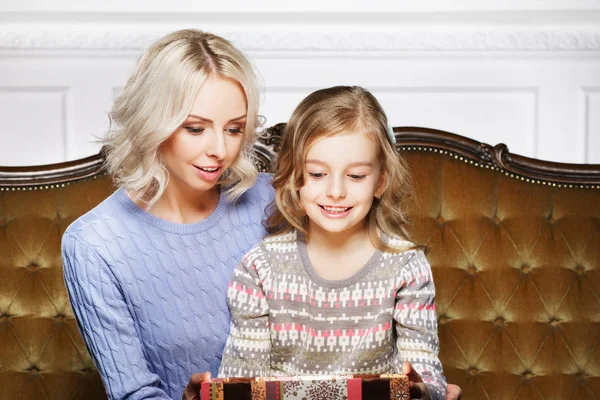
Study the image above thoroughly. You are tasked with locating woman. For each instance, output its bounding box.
[61,29,461,400]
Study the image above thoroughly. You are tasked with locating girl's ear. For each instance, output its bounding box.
[375,170,388,198]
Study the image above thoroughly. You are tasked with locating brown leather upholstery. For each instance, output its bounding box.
[1,127,598,399]
[0,176,113,399]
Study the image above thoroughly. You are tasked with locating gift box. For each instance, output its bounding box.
[201,374,409,400]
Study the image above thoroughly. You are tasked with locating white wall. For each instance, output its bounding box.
[1,0,599,165]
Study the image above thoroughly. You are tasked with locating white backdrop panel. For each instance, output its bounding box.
[0,86,69,165]
[585,89,600,163]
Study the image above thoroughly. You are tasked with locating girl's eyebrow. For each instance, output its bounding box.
[187,114,247,123]
[305,159,373,167]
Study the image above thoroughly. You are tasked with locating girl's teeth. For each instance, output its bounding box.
[201,167,218,172]
[324,206,348,212]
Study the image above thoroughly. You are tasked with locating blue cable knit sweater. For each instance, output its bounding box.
[61,173,274,400]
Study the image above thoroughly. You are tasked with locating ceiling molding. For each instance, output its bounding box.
[1,25,599,52]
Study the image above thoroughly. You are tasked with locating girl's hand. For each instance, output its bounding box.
[446,384,463,400]
[401,362,462,400]
[182,372,211,400]
[402,361,431,399]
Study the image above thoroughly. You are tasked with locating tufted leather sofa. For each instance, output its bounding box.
[1,126,598,400]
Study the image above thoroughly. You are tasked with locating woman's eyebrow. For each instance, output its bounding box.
[228,114,247,122]
[187,114,247,123]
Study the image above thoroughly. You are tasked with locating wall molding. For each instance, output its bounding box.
[583,87,600,163]
[1,25,599,52]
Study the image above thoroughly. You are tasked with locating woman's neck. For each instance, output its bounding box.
[133,182,221,224]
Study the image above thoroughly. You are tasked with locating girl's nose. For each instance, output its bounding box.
[327,176,346,199]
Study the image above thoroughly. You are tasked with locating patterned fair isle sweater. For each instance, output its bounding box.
[218,230,447,400]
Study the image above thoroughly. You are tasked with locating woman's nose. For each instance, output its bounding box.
[206,131,226,160]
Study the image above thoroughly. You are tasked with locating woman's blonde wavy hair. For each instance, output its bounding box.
[265,86,416,253]
[103,29,261,207]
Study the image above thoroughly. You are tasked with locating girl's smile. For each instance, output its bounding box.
[318,204,353,217]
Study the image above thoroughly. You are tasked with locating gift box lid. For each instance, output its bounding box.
[201,374,409,400]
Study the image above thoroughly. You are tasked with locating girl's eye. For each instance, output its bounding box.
[308,172,325,179]
[185,126,204,134]
[348,174,366,180]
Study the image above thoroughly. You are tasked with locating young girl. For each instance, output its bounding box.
[218,86,448,400]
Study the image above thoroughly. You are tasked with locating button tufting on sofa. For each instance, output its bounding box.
[522,371,534,380]
[80,367,95,374]
[493,317,506,328]
[575,371,588,383]
[53,313,66,324]
[26,366,41,375]
[548,317,561,327]
[27,262,39,272]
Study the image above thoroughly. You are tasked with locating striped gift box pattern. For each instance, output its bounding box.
[201,374,409,399]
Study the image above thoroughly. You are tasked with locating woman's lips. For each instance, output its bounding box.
[193,165,222,181]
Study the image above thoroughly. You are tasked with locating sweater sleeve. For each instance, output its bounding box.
[218,244,272,377]
[392,250,448,400]
[62,232,173,400]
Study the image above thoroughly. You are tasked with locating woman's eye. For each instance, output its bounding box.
[348,174,366,180]
[226,127,244,134]
[185,126,205,134]
[308,172,325,179]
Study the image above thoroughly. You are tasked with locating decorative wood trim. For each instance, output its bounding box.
[1,126,599,190]
[393,127,600,186]
[0,149,107,190]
